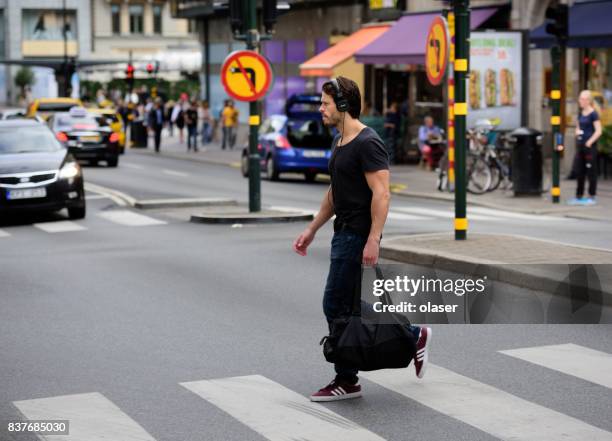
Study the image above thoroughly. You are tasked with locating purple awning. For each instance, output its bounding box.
[355,7,498,65]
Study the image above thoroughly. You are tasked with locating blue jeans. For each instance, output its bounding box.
[323,230,420,383]
[187,126,198,150]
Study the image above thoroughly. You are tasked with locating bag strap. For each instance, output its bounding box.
[351,265,393,316]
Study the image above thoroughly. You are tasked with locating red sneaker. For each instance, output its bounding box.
[310,379,362,402]
[415,327,432,379]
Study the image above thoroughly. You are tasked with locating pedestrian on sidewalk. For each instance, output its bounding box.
[570,90,602,205]
[185,101,199,152]
[293,76,431,402]
[147,98,165,153]
[383,101,400,164]
[165,100,175,137]
[171,98,186,143]
[221,100,239,150]
[200,100,213,145]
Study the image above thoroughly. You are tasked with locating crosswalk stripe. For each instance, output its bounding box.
[180,375,386,441]
[362,364,612,441]
[33,221,86,233]
[0,229,10,238]
[98,210,167,226]
[393,207,496,221]
[469,206,564,221]
[499,343,612,389]
[12,392,157,441]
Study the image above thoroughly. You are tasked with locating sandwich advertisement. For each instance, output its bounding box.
[467,31,524,130]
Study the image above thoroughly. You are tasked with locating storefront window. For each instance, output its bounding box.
[22,10,77,41]
[585,48,612,103]
[129,5,144,34]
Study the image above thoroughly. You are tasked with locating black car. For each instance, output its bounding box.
[0,120,86,219]
[48,107,120,167]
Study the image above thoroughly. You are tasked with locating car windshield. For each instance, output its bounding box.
[286,118,333,148]
[38,102,79,112]
[0,127,63,154]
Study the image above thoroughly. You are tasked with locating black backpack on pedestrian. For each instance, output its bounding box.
[320,266,417,371]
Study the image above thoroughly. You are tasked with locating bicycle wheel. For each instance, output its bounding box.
[467,154,492,194]
[487,160,503,192]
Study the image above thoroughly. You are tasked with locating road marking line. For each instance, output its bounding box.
[387,211,430,221]
[0,229,10,238]
[469,206,564,221]
[13,392,157,441]
[33,221,86,233]
[180,375,385,441]
[84,182,135,207]
[499,343,612,389]
[362,364,612,441]
[121,163,144,170]
[393,206,495,221]
[85,194,110,200]
[98,210,166,226]
[162,169,189,177]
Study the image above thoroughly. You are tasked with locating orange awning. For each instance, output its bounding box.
[299,25,390,77]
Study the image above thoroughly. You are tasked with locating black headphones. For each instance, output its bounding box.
[330,78,350,113]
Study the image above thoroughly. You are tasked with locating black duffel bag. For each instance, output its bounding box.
[320,266,417,371]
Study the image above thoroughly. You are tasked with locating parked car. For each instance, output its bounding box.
[0,119,85,219]
[241,94,334,182]
[48,107,121,167]
[26,97,83,121]
[0,108,44,123]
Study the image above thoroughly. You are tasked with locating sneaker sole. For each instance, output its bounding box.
[417,327,432,379]
[309,391,362,402]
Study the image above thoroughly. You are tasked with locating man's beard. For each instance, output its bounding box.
[322,114,341,128]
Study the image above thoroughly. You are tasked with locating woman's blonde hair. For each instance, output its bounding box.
[579,89,602,114]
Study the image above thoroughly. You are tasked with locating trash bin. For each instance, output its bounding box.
[130,121,148,148]
[509,127,543,195]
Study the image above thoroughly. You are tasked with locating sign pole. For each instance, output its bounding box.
[447,11,456,192]
[453,0,469,240]
[550,44,561,204]
[246,0,261,212]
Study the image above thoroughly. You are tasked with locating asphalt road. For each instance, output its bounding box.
[1,150,611,441]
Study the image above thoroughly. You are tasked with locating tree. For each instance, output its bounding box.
[14,67,35,100]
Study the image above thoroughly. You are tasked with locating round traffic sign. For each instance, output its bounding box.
[221,51,273,102]
[425,16,450,86]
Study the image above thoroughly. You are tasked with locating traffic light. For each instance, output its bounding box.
[263,0,277,34]
[125,63,135,90]
[229,0,244,36]
[545,4,568,43]
[146,63,154,75]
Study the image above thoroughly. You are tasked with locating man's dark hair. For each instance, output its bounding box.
[322,76,361,119]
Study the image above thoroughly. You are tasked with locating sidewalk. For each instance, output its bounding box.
[380,232,612,300]
[128,132,612,220]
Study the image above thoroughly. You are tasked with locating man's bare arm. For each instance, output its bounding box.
[293,187,334,256]
[362,170,391,265]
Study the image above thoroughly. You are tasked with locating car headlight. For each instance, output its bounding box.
[59,162,81,179]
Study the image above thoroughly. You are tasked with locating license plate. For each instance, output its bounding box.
[7,187,47,200]
[80,135,100,143]
[302,150,326,158]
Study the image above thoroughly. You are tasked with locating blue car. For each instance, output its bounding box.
[241,94,334,182]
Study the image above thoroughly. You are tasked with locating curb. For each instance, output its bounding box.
[134,198,237,210]
[190,212,313,224]
[380,237,612,303]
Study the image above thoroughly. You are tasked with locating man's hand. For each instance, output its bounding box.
[585,140,593,148]
[293,227,315,256]
[362,237,380,266]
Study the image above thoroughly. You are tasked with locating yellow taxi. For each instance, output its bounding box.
[26,97,83,121]
[87,107,127,153]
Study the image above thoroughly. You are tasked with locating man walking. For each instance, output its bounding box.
[148,98,165,153]
[293,77,431,402]
[185,101,199,152]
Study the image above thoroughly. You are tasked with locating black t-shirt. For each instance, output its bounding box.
[329,126,389,238]
[185,109,198,128]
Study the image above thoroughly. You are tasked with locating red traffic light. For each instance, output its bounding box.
[126,64,135,79]
[146,63,154,74]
